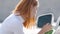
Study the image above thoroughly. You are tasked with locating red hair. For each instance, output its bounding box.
[13,0,38,28]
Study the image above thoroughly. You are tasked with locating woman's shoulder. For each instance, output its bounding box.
[3,14,24,23]
[3,14,16,22]
[2,14,24,28]
[2,14,18,26]
[1,14,24,31]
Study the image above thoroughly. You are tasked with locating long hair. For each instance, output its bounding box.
[13,0,38,28]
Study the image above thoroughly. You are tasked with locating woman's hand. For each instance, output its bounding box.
[38,23,52,34]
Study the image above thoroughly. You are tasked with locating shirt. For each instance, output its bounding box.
[0,14,24,34]
[0,14,41,34]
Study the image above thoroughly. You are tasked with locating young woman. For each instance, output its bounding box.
[0,0,52,34]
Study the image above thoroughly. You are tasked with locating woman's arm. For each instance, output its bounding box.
[38,23,52,34]
[0,23,14,34]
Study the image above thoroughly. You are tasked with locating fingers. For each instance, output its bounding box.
[43,23,52,28]
[42,23,52,32]
[38,23,52,34]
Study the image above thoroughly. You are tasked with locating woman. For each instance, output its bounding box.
[0,0,52,34]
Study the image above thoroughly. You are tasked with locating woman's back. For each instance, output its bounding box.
[0,14,24,34]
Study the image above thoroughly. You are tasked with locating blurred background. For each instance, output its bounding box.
[0,0,60,23]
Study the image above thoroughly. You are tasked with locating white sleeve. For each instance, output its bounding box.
[0,14,24,34]
[0,23,14,34]
[0,22,24,34]
[0,30,14,34]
